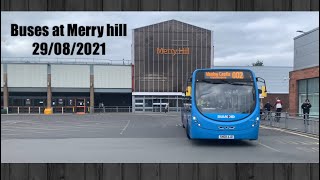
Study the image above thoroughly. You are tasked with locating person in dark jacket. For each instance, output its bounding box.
[264,101,273,111]
[301,99,312,125]
[263,102,273,121]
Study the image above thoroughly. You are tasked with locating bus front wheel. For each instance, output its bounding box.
[186,123,191,139]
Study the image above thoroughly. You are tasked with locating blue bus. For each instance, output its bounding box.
[181,68,267,140]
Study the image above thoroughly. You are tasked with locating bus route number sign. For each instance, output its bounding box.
[205,71,244,79]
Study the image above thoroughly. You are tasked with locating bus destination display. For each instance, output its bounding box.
[204,71,248,80]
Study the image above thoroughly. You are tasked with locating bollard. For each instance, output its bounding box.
[62,107,64,114]
[304,114,308,133]
[39,107,41,114]
[7,107,9,114]
[285,112,288,129]
[18,107,20,114]
[116,107,118,112]
[103,107,106,113]
[28,107,31,114]
[312,119,314,134]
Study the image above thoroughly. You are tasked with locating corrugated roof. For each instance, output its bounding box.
[294,27,319,40]
[214,66,293,94]
[133,19,211,31]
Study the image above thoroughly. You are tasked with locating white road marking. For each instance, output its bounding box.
[3,126,63,131]
[260,125,319,140]
[258,141,281,152]
[275,139,286,144]
[296,141,319,145]
[288,141,299,145]
[120,120,131,135]
[312,147,319,152]
[296,147,318,153]
[1,133,22,136]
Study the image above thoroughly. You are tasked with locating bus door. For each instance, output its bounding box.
[75,98,86,114]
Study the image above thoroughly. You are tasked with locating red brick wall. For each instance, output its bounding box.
[289,66,319,114]
[260,93,289,112]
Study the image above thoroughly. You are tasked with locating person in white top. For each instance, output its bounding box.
[274,97,283,122]
[164,103,169,113]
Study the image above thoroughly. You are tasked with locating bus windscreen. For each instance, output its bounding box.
[195,70,256,116]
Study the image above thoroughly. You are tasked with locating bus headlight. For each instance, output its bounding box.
[256,117,260,121]
[192,116,198,123]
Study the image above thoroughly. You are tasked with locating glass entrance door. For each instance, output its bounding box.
[75,98,86,114]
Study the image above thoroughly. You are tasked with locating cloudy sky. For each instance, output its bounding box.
[1,12,319,66]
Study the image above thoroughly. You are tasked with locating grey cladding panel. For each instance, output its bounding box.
[294,28,319,70]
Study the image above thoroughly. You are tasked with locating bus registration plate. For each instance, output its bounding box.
[219,135,234,139]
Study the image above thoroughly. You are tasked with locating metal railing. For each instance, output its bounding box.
[93,106,132,113]
[4,106,46,114]
[134,107,182,113]
[260,111,319,135]
[1,106,133,114]
[1,57,132,65]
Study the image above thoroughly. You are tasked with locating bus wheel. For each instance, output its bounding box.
[182,123,185,128]
[186,124,191,139]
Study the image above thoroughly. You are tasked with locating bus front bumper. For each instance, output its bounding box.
[189,123,259,140]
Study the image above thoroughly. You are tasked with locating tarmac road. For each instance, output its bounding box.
[1,113,319,163]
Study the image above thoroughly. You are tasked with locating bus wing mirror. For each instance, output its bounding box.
[261,86,267,97]
[258,89,262,94]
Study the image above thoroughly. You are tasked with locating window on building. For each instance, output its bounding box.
[298,78,319,116]
[25,99,31,106]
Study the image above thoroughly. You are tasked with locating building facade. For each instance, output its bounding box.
[1,61,132,113]
[132,20,213,112]
[289,27,319,116]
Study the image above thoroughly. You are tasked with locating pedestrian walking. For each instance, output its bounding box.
[264,101,273,120]
[301,99,312,125]
[274,98,283,122]
[164,103,169,113]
